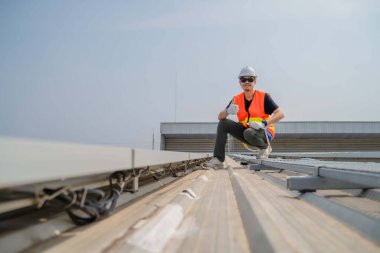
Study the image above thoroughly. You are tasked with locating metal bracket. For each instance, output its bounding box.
[287,175,364,191]
[125,168,142,193]
[249,163,283,172]
[132,176,139,193]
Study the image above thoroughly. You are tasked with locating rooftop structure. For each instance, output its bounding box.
[161,121,380,152]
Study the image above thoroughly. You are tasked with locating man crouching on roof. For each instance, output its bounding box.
[206,66,285,169]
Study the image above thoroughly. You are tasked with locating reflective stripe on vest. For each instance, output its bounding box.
[233,90,276,139]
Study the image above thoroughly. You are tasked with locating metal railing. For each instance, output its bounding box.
[0,137,208,188]
[0,136,209,223]
[232,154,380,191]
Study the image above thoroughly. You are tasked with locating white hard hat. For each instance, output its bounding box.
[238,66,256,78]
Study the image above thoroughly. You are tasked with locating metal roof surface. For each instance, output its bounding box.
[40,157,380,253]
[2,137,380,252]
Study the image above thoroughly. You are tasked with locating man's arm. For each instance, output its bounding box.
[218,109,228,120]
[218,98,234,120]
[267,107,285,125]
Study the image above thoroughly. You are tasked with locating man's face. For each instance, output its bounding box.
[239,76,256,92]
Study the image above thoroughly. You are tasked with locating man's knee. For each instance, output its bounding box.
[218,119,227,126]
[243,128,259,139]
[244,128,268,148]
[217,119,232,130]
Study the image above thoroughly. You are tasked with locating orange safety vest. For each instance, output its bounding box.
[233,90,276,140]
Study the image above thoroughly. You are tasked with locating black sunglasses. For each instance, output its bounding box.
[240,77,255,83]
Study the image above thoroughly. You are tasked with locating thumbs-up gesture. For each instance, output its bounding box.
[227,104,238,115]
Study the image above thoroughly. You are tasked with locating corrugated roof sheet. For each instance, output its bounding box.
[40,157,380,253]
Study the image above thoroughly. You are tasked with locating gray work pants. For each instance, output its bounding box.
[214,119,268,162]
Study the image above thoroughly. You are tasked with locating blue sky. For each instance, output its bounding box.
[1,0,380,148]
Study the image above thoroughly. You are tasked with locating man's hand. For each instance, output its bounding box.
[249,121,267,130]
[227,104,238,115]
